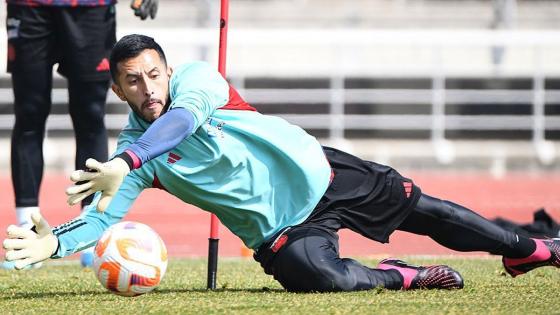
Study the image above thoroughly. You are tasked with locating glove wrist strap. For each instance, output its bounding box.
[113,150,139,170]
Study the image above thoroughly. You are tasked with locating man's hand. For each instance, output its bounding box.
[131,0,158,20]
[66,158,130,212]
[3,212,58,270]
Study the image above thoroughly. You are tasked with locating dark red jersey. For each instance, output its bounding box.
[6,0,116,6]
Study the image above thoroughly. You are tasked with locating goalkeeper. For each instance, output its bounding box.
[4,34,559,292]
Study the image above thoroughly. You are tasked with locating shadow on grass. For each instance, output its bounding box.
[2,290,113,299]
[155,287,286,294]
[2,287,286,299]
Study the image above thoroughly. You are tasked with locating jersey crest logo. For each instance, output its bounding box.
[206,118,226,138]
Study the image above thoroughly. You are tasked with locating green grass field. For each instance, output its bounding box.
[0,257,558,314]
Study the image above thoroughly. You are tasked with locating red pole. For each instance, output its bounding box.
[207,0,229,290]
[217,0,229,78]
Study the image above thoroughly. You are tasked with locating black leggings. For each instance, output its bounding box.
[260,193,531,292]
[398,194,521,255]
[11,64,108,207]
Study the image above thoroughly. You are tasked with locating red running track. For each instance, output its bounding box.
[0,171,559,258]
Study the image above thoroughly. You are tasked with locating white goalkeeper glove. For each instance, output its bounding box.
[3,212,58,270]
[66,158,130,212]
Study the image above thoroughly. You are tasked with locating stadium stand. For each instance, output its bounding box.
[1,0,559,173]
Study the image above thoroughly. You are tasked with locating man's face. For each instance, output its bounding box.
[111,49,172,122]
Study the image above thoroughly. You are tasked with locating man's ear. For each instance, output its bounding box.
[167,66,173,78]
[111,83,127,102]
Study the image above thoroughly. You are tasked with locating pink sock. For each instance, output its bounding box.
[378,261,418,289]
[504,239,551,266]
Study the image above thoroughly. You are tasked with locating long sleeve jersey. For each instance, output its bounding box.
[52,61,331,257]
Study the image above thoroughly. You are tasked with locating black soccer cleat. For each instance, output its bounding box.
[502,238,560,277]
[378,258,464,290]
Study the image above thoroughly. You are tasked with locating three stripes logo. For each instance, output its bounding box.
[167,152,182,164]
[403,181,413,198]
[53,218,87,238]
[96,58,110,72]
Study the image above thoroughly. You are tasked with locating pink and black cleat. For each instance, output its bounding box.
[502,238,560,277]
[378,258,464,290]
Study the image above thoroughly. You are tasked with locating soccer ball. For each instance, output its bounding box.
[92,221,168,297]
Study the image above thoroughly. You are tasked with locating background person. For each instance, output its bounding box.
[3,0,158,269]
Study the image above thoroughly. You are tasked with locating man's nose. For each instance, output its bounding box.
[143,79,155,96]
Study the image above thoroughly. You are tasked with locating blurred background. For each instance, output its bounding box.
[2,0,560,174]
[1,0,559,256]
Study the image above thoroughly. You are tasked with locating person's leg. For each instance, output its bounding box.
[68,79,108,266]
[265,227,402,292]
[7,4,54,227]
[57,5,113,208]
[398,194,529,255]
[11,65,52,212]
[56,5,113,267]
[4,5,54,270]
[68,79,109,207]
[260,227,462,292]
[397,193,559,276]
[276,148,462,291]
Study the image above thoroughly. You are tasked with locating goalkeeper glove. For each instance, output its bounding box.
[131,0,158,20]
[3,212,58,270]
[66,158,130,212]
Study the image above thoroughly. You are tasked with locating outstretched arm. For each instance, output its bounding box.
[59,172,148,257]
[117,108,196,170]
[3,172,148,268]
[66,108,195,211]
[66,62,229,211]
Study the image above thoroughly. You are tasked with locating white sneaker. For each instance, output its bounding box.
[80,247,94,268]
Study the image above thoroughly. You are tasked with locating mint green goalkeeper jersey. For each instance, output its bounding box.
[53,61,331,258]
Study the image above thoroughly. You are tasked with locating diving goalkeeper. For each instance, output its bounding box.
[4,34,559,292]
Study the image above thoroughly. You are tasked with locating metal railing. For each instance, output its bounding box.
[1,29,559,165]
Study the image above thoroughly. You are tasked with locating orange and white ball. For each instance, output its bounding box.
[92,221,168,297]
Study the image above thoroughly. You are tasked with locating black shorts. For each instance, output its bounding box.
[305,146,421,243]
[6,4,116,81]
[254,147,421,274]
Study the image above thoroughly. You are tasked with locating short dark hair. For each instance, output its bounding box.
[109,34,167,83]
